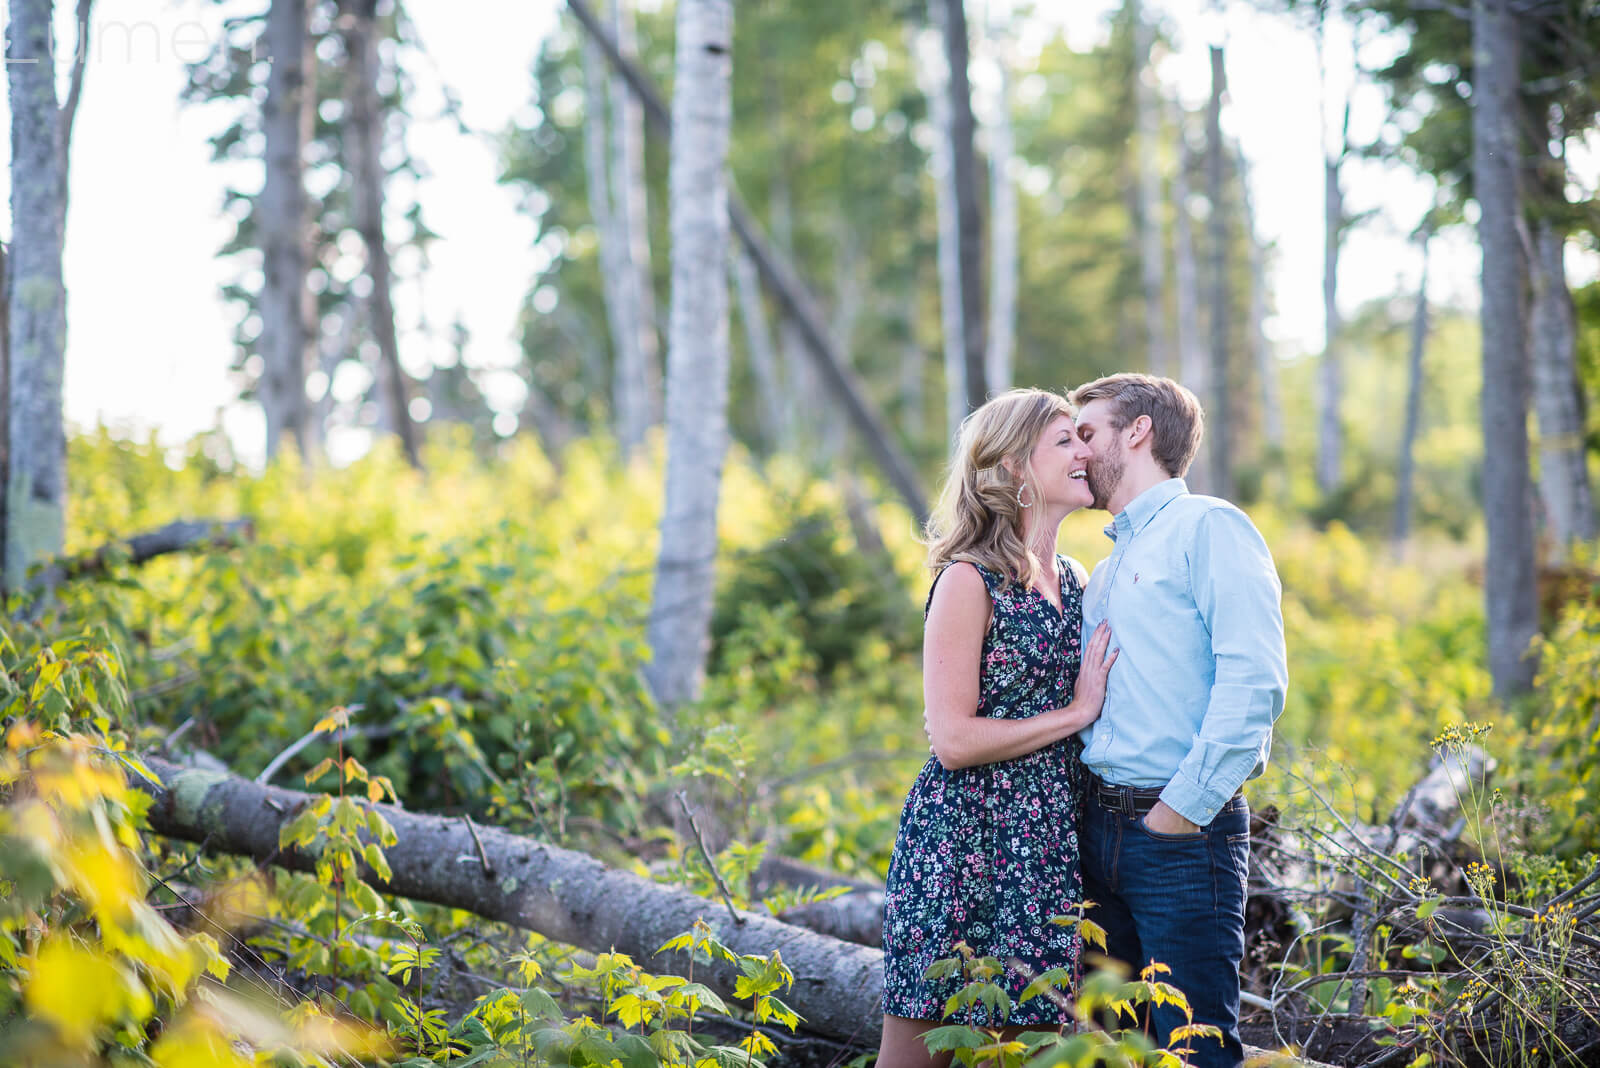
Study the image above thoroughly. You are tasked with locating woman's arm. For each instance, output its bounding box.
[922,563,1116,771]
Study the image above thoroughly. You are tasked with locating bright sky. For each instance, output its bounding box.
[0,0,1574,465]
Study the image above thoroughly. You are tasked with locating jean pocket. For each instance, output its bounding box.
[1136,814,1207,842]
[1225,831,1251,897]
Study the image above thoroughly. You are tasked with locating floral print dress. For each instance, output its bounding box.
[882,556,1087,1025]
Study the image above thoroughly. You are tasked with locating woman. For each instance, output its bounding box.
[880,388,1116,1065]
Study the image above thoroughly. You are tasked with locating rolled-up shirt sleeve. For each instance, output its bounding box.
[1159,507,1288,826]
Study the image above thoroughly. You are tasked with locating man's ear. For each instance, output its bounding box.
[1125,414,1154,450]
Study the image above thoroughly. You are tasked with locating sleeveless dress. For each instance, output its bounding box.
[881,556,1087,1025]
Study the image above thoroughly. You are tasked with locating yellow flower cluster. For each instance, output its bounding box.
[1431,721,1493,751]
[1533,901,1578,928]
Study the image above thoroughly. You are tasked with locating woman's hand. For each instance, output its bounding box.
[1064,621,1117,732]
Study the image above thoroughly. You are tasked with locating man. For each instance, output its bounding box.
[1068,373,1288,1067]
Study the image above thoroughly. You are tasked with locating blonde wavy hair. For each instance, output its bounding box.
[925,388,1075,588]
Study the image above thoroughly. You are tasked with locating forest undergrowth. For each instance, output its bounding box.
[1,430,1597,1066]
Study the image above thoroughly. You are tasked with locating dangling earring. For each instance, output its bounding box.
[1017,481,1034,509]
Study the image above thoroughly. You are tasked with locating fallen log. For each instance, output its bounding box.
[135,756,885,1046]
[31,518,255,589]
[132,756,1326,1063]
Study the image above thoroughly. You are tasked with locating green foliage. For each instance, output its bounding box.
[1520,591,1600,853]
[0,624,383,1065]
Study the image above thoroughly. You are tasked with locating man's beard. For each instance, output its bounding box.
[1086,446,1125,510]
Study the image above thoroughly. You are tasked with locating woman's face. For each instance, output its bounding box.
[1025,413,1094,514]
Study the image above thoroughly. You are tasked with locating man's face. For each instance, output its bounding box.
[1074,399,1125,511]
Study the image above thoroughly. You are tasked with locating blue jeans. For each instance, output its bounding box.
[1079,791,1250,1068]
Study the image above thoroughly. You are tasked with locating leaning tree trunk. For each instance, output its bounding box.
[1133,3,1169,378]
[610,0,664,443]
[344,0,423,470]
[645,0,734,709]
[260,0,312,462]
[1204,45,1233,501]
[939,0,987,415]
[1392,224,1432,552]
[1170,102,1209,493]
[1473,0,1540,695]
[568,0,929,521]
[912,18,968,445]
[1530,220,1595,559]
[6,0,69,591]
[985,30,1017,394]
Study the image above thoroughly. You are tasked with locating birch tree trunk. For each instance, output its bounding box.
[580,19,638,453]
[1236,145,1282,471]
[0,241,9,576]
[645,0,734,709]
[1319,144,1345,496]
[985,33,1017,394]
[1392,225,1432,551]
[260,0,313,462]
[1204,45,1233,501]
[1317,17,1349,498]
[940,0,988,414]
[1170,103,1210,492]
[297,12,321,461]
[6,0,69,590]
[1529,221,1595,559]
[1472,0,1539,696]
[911,21,968,445]
[610,0,665,448]
[1134,4,1169,378]
[344,0,422,470]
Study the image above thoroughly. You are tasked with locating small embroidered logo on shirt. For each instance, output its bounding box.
[1132,573,1140,583]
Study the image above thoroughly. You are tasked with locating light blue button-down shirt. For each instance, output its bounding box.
[1079,478,1288,826]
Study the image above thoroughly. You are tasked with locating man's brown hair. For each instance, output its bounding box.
[1068,373,1205,478]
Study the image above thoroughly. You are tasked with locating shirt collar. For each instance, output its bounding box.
[1104,478,1188,542]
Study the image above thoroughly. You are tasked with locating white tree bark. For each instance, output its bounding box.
[1530,221,1595,560]
[609,0,665,451]
[6,0,69,590]
[259,0,312,462]
[1235,144,1282,469]
[344,0,422,469]
[1133,4,1169,378]
[1317,18,1349,498]
[580,17,637,453]
[985,31,1017,394]
[940,0,987,415]
[1204,44,1233,501]
[1170,102,1209,492]
[1392,224,1432,551]
[1472,0,1540,695]
[911,22,968,445]
[646,0,734,709]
